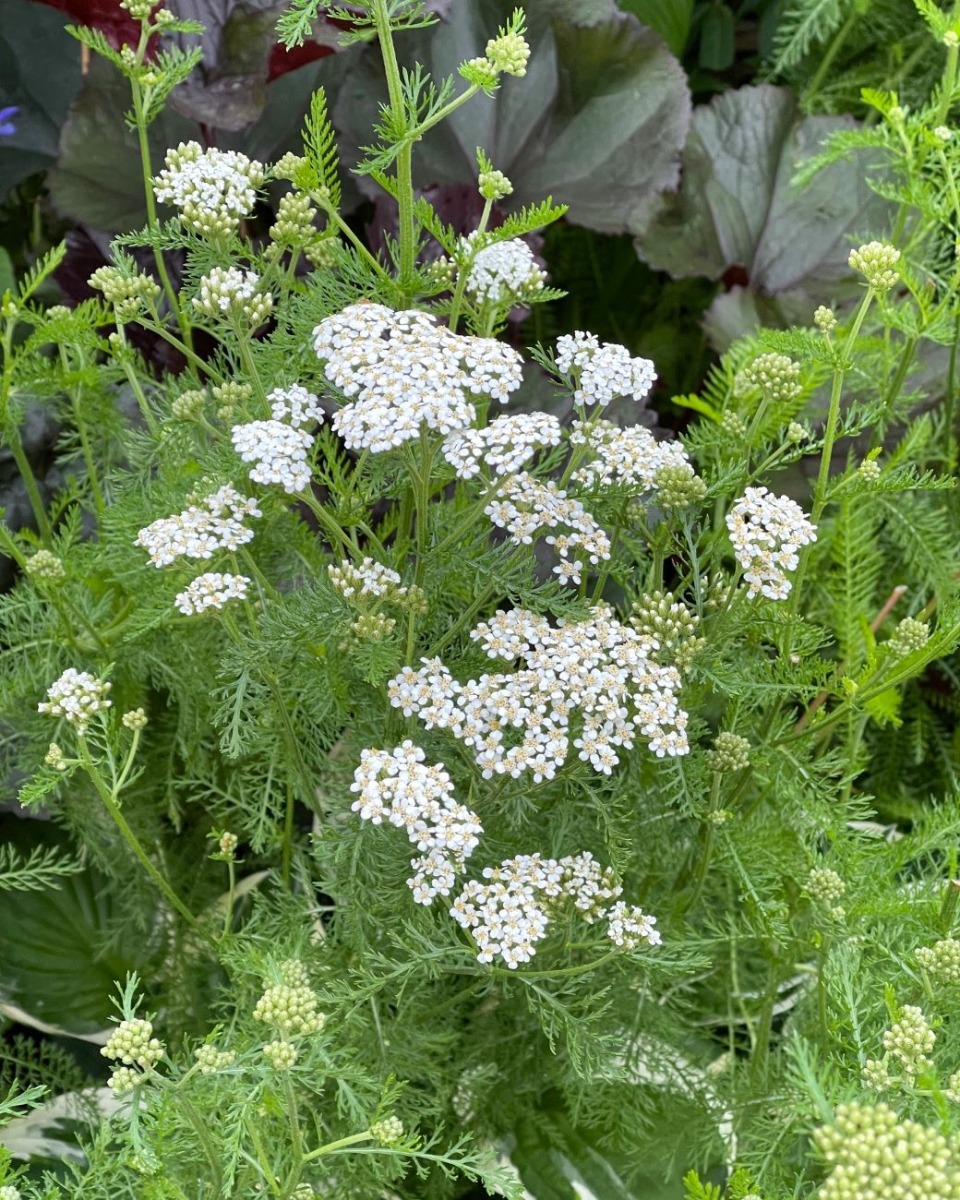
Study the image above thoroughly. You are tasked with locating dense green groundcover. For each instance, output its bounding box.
[3,2,960,1199]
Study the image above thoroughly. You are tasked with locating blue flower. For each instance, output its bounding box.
[0,106,19,137]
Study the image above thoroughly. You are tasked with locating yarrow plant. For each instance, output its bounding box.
[4,2,960,1199]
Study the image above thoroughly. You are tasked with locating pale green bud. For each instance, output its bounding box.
[849,241,901,291]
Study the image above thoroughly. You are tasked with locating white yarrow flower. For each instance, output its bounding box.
[726,486,817,600]
[556,332,656,407]
[175,572,250,615]
[38,668,112,734]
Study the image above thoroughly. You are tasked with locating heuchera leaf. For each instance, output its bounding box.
[0,0,84,193]
[334,0,691,238]
[0,864,148,1034]
[635,84,891,347]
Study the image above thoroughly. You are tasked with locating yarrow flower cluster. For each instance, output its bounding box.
[89,264,161,321]
[569,420,691,490]
[605,900,662,949]
[888,616,930,658]
[849,240,902,292]
[153,142,264,237]
[38,669,112,734]
[328,558,405,601]
[485,472,611,585]
[556,332,656,407]
[175,572,250,616]
[350,742,483,904]
[194,1043,236,1074]
[253,960,326,1072]
[916,938,960,984]
[463,235,546,303]
[313,303,523,452]
[813,1102,960,1200]
[230,421,314,493]
[442,412,562,480]
[230,385,324,494]
[193,266,273,326]
[739,352,802,403]
[135,484,262,567]
[882,1004,936,1082]
[450,851,658,968]
[101,1017,164,1094]
[630,591,704,672]
[726,486,817,600]
[388,604,689,782]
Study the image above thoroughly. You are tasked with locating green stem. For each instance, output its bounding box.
[60,348,105,517]
[315,198,394,285]
[3,421,51,543]
[681,773,722,916]
[80,739,211,943]
[303,1131,375,1163]
[373,0,417,293]
[937,38,960,127]
[448,196,494,333]
[804,5,859,107]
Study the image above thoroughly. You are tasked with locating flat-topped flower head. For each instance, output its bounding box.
[135,484,262,567]
[570,420,691,491]
[450,850,639,969]
[556,332,656,407]
[313,302,523,452]
[350,742,483,906]
[443,412,562,480]
[175,572,250,616]
[606,901,661,949]
[39,669,112,735]
[268,384,323,428]
[231,420,314,493]
[391,604,689,782]
[153,142,264,237]
[193,267,273,326]
[463,236,546,304]
[726,486,816,600]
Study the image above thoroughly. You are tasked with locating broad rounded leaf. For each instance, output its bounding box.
[636,84,889,297]
[333,0,690,237]
[0,0,83,193]
[0,865,148,1034]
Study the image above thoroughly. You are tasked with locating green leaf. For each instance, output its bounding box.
[635,84,891,347]
[46,59,196,230]
[0,866,148,1035]
[333,1,690,236]
[0,0,84,193]
[619,0,693,55]
[0,248,14,299]
[699,2,736,69]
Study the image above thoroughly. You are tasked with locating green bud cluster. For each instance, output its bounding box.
[814,1102,960,1200]
[485,31,531,76]
[263,1039,298,1071]
[192,267,274,327]
[720,411,747,438]
[882,1005,935,1081]
[786,421,807,443]
[705,731,751,773]
[269,191,318,248]
[24,549,65,583]
[254,961,325,1041]
[273,152,308,182]
[888,616,930,658]
[653,464,708,510]
[631,591,704,671]
[849,241,901,292]
[814,304,838,333]
[858,457,882,482]
[740,353,803,404]
[916,938,960,984]
[171,389,207,420]
[212,379,253,422]
[371,1116,405,1146]
[479,169,513,201]
[304,236,341,270]
[121,707,148,731]
[352,612,397,642]
[102,1017,164,1069]
[194,1043,237,1074]
[44,743,67,771]
[89,265,161,321]
[861,1057,892,1091]
[807,866,846,904]
[120,0,154,19]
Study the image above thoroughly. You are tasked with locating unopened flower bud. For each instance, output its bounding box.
[122,708,148,731]
[813,304,837,333]
[25,549,65,583]
[706,731,751,773]
[849,241,901,292]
